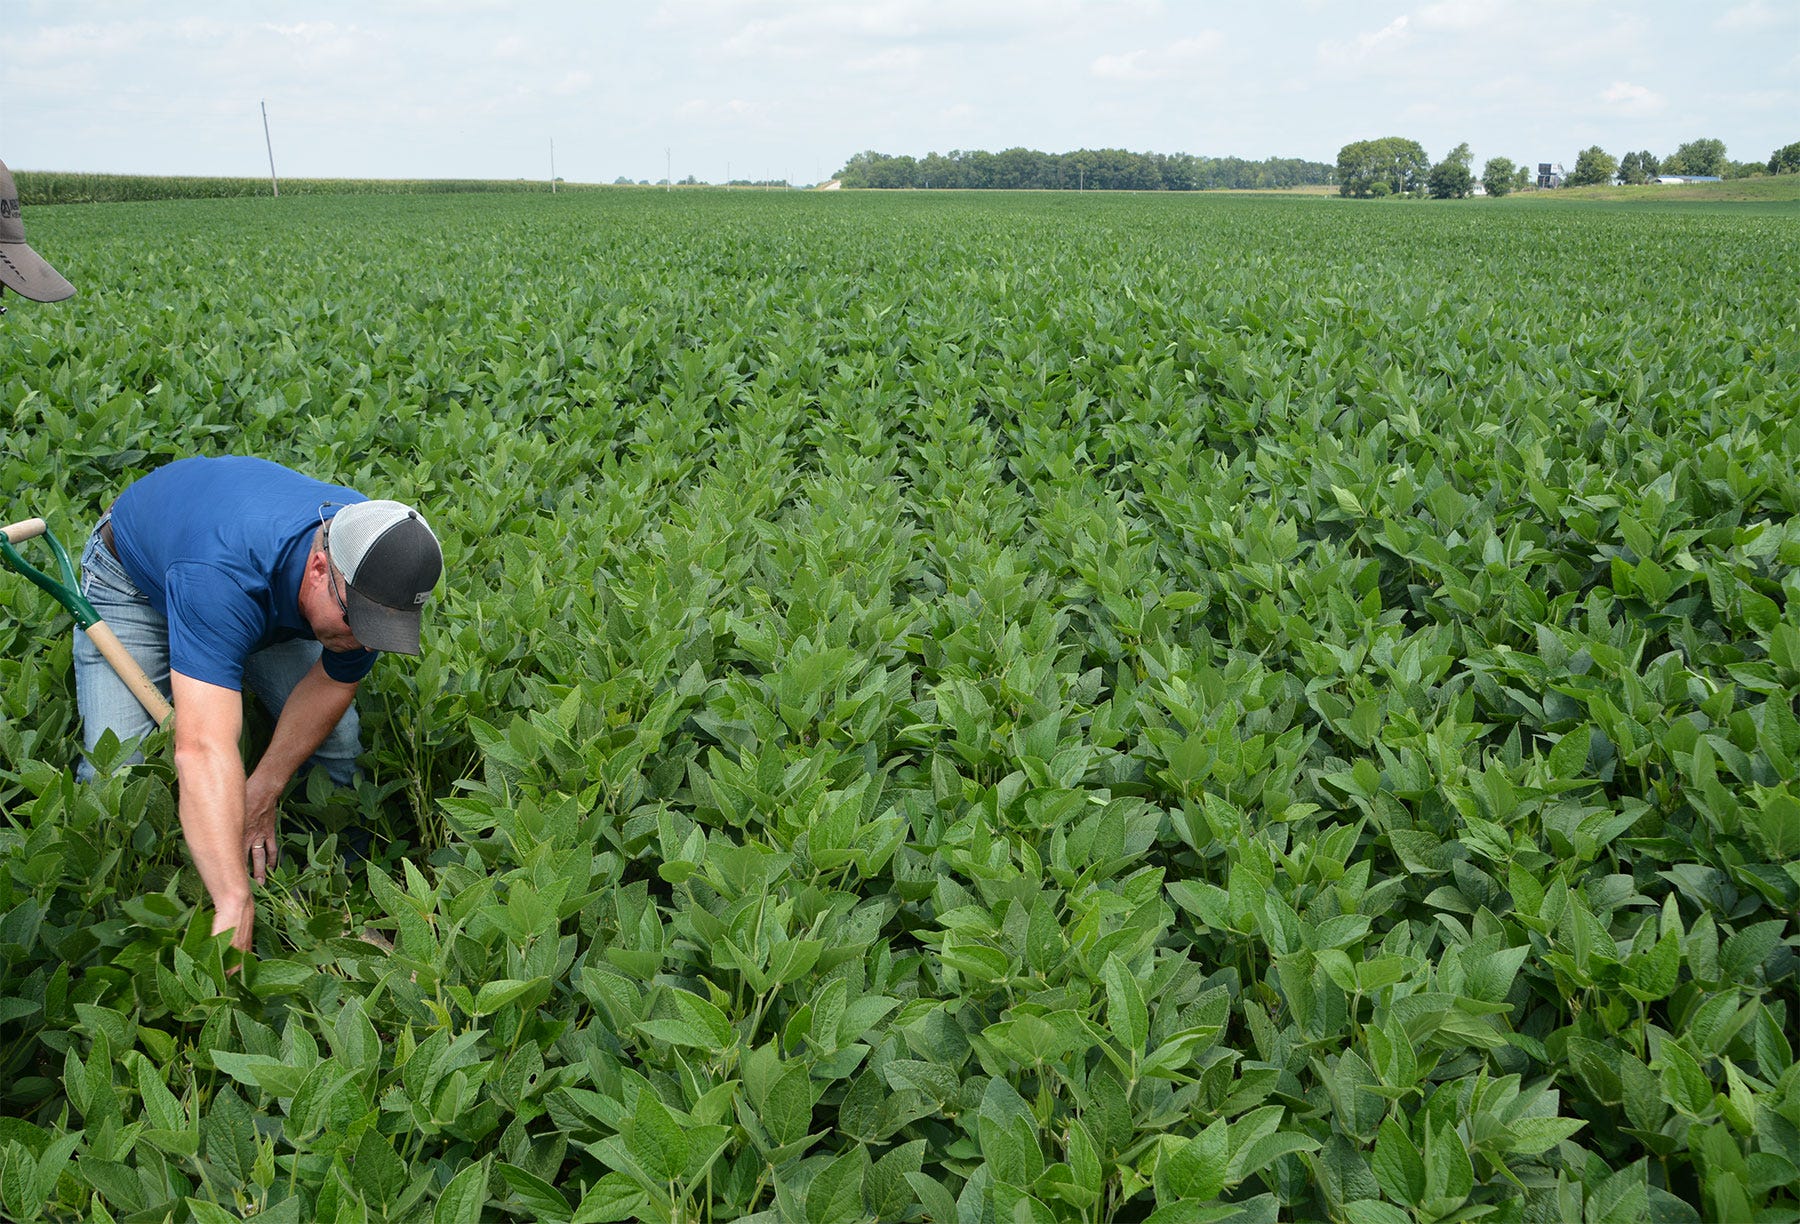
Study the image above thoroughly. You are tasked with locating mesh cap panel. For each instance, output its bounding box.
[329,501,408,577]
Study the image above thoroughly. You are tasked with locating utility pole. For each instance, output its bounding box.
[550,137,556,193]
[261,100,279,197]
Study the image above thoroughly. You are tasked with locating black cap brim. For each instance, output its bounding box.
[344,584,423,655]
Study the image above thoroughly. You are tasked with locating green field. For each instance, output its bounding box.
[2,189,1798,1222]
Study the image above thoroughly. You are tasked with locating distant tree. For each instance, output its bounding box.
[992,146,1042,189]
[834,151,922,188]
[1336,137,1430,197]
[1566,146,1618,187]
[1079,148,1159,191]
[1723,160,1762,179]
[1512,164,1533,193]
[1671,138,1727,177]
[1771,141,1800,175]
[1159,152,1200,191]
[873,155,920,189]
[1121,149,1163,190]
[960,149,998,186]
[1482,156,1516,196]
[1637,150,1661,179]
[836,151,882,188]
[919,151,958,188]
[1618,151,1647,185]
[1368,179,1392,198]
[832,145,1333,191]
[1427,143,1474,198]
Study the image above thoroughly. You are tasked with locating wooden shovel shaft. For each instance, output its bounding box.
[83,620,174,727]
[3,518,47,544]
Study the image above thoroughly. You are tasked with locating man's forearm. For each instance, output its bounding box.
[249,661,357,798]
[175,738,252,916]
[172,670,259,946]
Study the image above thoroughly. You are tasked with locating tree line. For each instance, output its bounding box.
[834,148,1333,191]
[1561,137,1800,188]
[1338,135,1800,199]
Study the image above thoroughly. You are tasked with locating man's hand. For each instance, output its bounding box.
[244,777,281,884]
[173,662,353,954]
[211,893,256,953]
[244,660,356,884]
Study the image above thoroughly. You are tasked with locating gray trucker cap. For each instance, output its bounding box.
[0,158,75,302]
[327,500,443,655]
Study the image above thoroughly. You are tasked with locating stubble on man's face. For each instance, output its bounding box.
[315,620,363,653]
[309,559,365,653]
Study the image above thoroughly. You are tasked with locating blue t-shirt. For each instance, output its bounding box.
[109,456,378,690]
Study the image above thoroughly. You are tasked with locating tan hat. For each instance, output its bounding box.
[0,157,75,302]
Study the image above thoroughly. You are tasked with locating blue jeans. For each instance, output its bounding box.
[73,518,361,785]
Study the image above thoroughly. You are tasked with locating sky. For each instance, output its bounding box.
[2,1,1795,185]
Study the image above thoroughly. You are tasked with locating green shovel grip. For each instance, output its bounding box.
[2,517,102,629]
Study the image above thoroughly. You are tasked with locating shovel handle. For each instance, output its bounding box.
[85,620,174,727]
[2,515,171,727]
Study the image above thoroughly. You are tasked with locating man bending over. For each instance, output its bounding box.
[76,456,443,952]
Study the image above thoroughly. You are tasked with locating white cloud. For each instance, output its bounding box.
[692,0,1082,59]
[1417,0,1502,31]
[1317,16,1411,68]
[15,17,165,61]
[1716,1,1790,31]
[264,22,339,41]
[1090,33,1222,81]
[675,97,761,122]
[258,20,368,67]
[1714,88,1796,112]
[1090,50,1144,80]
[1600,80,1665,117]
[848,46,925,73]
[550,71,593,97]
